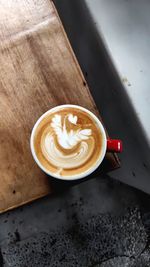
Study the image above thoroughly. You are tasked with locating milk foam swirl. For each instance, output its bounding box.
[41,113,94,174]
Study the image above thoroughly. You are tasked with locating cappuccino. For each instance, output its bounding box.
[31,105,106,179]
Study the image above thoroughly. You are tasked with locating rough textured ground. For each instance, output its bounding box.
[0,175,150,267]
[1,208,150,267]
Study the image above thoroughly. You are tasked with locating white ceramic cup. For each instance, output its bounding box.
[30,105,111,181]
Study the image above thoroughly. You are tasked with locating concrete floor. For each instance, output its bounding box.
[0,175,150,266]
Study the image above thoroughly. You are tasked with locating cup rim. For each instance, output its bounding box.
[30,104,107,181]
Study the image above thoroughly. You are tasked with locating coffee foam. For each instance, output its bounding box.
[33,107,103,178]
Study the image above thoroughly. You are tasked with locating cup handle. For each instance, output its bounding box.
[107,139,123,153]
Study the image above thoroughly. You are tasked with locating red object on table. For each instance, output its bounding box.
[107,139,123,153]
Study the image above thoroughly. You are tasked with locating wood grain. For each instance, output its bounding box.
[0,0,120,213]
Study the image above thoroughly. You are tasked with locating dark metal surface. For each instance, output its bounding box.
[53,0,150,194]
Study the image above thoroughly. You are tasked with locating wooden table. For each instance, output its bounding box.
[0,0,119,213]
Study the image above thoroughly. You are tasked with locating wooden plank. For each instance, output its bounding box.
[0,0,120,213]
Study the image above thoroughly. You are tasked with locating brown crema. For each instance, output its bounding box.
[33,107,103,178]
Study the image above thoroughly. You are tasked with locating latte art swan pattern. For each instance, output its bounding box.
[33,107,103,178]
[41,113,95,174]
